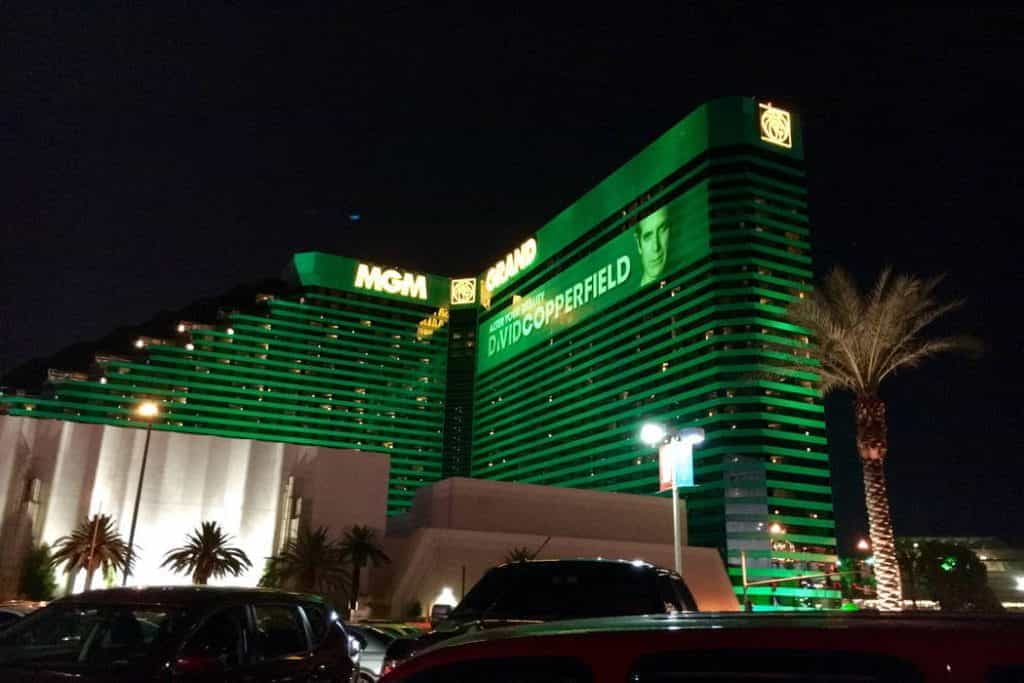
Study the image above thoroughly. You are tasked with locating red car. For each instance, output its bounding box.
[379,612,1024,682]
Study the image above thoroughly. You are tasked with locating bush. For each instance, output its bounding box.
[19,544,58,601]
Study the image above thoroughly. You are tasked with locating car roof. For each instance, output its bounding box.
[53,585,327,608]
[393,613,1024,682]
[432,611,1024,649]
[493,558,667,571]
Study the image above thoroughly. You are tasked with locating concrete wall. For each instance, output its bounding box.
[0,415,389,598]
[388,477,679,544]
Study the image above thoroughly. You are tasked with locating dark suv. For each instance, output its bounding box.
[382,559,696,675]
[0,586,359,682]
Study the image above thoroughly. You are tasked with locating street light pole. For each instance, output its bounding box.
[123,400,159,586]
[642,424,705,577]
[670,452,683,576]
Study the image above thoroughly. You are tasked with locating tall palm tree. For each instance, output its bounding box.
[161,521,252,585]
[50,514,131,592]
[260,525,349,594]
[339,525,390,613]
[786,267,977,611]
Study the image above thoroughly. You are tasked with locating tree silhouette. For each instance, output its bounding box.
[260,525,349,594]
[340,525,390,613]
[161,521,252,585]
[50,514,131,592]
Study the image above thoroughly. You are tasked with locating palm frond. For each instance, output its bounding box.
[50,514,132,577]
[784,267,977,395]
[264,525,350,593]
[161,521,252,584]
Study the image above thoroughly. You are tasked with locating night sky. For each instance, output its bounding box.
[4,6,1023,551]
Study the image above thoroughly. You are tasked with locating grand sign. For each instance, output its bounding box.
[354,263,428,300]
[485,238,537,293]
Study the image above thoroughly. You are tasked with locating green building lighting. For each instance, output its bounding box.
[1,97,837,608]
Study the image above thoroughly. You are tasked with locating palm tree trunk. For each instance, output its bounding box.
[350,564,361,614]
[855,395,903,611]
[84,566,95,593]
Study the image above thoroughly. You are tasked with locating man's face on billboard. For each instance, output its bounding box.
[636,217,669,281]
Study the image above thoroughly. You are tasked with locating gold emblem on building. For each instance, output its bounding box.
[758,102,792,149]
[450,278,477,305]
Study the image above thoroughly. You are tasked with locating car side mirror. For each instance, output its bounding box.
[429,604,452,625]
[175,654,226,675]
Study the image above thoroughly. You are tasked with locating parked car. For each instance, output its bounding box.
[357,621,427,639]
[0,586,360,681]
[382,558,697,675]
[379,612,1024,682]
[347,624,394,681]
[0,602,45,631]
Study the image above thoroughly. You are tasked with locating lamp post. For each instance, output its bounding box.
[123,400,160,586]
[641,423,705,576]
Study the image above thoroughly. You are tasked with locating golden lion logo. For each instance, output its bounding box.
[450,278,477,305]
[759,102,792,149]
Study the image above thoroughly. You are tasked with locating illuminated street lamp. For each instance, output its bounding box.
[641,423,705,575]
[123,400,160,586]
[857,538,871,552]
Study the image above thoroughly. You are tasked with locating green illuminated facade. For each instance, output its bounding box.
[1,97,837,607]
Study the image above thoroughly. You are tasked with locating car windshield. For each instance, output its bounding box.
[0,604,187,670]
[448,563,663,623]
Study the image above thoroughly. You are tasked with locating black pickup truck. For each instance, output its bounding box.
[381,558,697,676]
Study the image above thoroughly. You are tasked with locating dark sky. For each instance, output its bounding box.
[3,6,1023,551]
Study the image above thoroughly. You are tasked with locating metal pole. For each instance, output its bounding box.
[671,445,683,576]
[123,421,152,586]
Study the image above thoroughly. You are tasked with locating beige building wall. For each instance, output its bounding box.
[0,415,389,597]
[371,478,738,616]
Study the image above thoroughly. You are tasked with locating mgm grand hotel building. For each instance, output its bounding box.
[1,98,837,608]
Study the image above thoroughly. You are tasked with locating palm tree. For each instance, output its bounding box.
[504,546,535,563]
[161,521,253,585]
[260,525,349,594]
[50,514,131,592]
[785,267,977,611]
[339,525,390,613]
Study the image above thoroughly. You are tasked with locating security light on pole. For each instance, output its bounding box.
[123,400,160,586]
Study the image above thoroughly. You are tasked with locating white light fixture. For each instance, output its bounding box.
[134,339,145,349]
[1016,576,1024,592]
[640,423,667,446]
[226,327,235,335]
[185,343,195,351]
[857,538,870,551]
[136,401,160,418]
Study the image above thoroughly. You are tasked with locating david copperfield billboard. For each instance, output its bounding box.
[478,190,710,374]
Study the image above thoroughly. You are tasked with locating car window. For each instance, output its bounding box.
[179,607,246,669]
[300,603,327,646]
[0,605,183,668]
[454,564,663,620]
[404,656,591,683]
[252,604,308,660]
